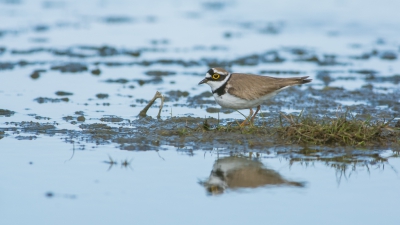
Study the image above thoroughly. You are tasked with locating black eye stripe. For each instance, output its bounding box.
[207,69,214,75]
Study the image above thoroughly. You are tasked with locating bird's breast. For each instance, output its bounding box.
[213,93,266,109]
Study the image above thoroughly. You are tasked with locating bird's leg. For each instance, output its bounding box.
[251,105,261,123]
[248,108,254,121]
[240,108,253,127]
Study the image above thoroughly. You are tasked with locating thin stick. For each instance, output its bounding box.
[157,95,165,118]
[139,91,164,117]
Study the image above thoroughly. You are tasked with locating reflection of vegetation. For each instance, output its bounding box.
[103,155,133,171]
[282,147,399,184]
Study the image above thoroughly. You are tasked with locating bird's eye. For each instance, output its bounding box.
[212,73,220,80]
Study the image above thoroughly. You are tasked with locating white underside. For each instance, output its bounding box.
[213,91,278,109]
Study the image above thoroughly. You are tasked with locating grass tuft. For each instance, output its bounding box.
[277,109,399,146]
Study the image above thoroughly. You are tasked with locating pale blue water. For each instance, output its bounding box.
[1,137,399,225]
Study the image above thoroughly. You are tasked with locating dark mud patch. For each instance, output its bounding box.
[104,78,130,84]
[33,25,50,32]
[100,116,125,123]
[165,90,190,101]
[349,69,378,75]
[1,122,60,136]
[34,97,69,103]
[11,47,47,55]
[62,115,85,123]
[145,70,176,76]
[135,77,163,86]
[77,116,85,122]
[51,63,88,73]
[0,109,15,117]
[91,68,101,75]
[79,123,118,143]
[55,91,73,96]
[0,62,14,70]
[15,135,37,140]
[30,69,46,79]
[62,116,74,122]
[380,51,397,60]
[96,93,109,99]
[30,114,51,120]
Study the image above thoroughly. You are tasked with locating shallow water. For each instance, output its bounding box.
[1,0,400,224]
[1,138,400,225]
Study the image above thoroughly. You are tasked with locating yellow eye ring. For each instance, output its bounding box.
[212,73,220,80]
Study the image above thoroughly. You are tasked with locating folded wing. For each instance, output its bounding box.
[227,73,311,100]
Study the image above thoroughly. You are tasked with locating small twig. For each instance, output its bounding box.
[157,95,165,118]
[139,91,164,117]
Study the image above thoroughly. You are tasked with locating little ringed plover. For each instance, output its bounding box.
[198,68,312,125]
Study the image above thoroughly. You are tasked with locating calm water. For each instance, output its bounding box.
[1,138,400,225]
[1,0,400,224]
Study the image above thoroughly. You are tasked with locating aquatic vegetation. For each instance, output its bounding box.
[179,109,400,148]
[277,109,400,146]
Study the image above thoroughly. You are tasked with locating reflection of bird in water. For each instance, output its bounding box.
[202,156,304,195]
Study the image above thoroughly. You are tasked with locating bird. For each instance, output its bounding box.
[201,156,304,195]
[198,68,312,126]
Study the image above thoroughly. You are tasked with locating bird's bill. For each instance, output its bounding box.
[198,78,208,85]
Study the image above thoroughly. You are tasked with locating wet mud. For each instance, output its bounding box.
[1,41,400,161]
[1,111,398,160]
[0,109,15,117]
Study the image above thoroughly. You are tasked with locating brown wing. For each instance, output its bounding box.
[227,73,311,100]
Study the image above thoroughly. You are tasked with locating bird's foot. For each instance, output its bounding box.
[239,118,253,127]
